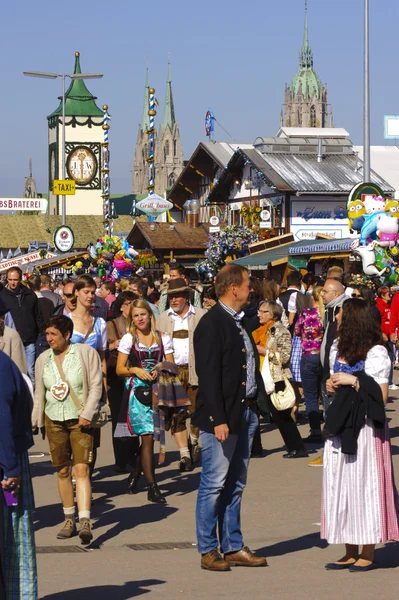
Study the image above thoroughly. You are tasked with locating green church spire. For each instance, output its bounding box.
[299,0,313,69]
[161,58,176,132]
[141,66,150,132]
[290,1,323,100]
[48,52,103,118]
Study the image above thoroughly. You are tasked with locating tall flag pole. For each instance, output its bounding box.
[147,87,157,220]
[102,104,111,234]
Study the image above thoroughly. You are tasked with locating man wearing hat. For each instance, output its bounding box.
[157,278,206,471]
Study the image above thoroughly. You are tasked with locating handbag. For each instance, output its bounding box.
[53,353,109,428]
[269,353,296,411]
[261,351,275,394]
[135,384,153,407]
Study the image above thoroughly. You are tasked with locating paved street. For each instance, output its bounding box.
[31,393,399,599]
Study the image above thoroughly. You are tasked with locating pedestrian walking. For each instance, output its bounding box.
[295,287,324,441]
[0,267,43,385]
[0,297,27,374]
[193,264,267,571]
[0,349,37,599]
[116,299,174,503]
[254,300,308,458]
[156,278,206,472]
[32,316,103,545]
[106,291,138,473]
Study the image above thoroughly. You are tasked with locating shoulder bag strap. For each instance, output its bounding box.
[53,353,81,412]
[82,317,97,344]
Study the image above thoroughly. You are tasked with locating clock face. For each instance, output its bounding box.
[67,146,97,185]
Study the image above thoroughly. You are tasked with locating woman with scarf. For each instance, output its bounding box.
[116,299,174,503]
[322,298,399,571]
[253,300,308,459]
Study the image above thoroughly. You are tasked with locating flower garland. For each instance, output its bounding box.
[195,225,259,280]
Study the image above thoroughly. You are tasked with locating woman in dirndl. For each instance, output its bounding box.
[322,298,399,571]
[116,299,173,504]
[0,350,37,600]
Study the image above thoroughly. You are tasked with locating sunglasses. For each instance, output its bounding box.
[351,293,361,298]
[64,293,75,298]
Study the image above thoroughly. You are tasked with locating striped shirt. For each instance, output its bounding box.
[218,300,257,398]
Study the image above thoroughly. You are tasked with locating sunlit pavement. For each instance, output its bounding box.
[31,391,399,599]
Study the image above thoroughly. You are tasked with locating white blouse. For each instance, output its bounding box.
[118,332,174,356]
[329,342,390,384]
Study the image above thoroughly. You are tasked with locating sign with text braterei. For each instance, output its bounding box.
[53,180,76,195]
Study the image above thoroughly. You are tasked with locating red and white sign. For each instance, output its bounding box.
[0,251,57,273]
[136,194,173,218]
[0,198,48,212]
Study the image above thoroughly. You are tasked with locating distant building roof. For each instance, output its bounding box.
[127,222,211,251]
[257,151,394,194]
[0,215,133,250]
[276,127,349,139]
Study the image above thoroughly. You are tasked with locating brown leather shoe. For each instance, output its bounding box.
[201,549,231,571]
[225,546,268,567]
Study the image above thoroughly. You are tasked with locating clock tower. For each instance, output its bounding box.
[47,52,104,216]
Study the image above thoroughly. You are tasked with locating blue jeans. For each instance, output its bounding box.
[24,343,36,387]
[196,406,258,554]
[300,354,321,415]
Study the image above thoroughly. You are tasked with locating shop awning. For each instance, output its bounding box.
[233,237,355,270]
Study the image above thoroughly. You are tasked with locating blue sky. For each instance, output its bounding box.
[2,0,399,197]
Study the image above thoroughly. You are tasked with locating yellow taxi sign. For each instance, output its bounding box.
[53,180,76,195]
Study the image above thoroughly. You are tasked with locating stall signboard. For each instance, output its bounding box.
[54,226,75,253]
[136,194,174,218]
[0,251,57,273]
[290,198,352,241]
[0,198,48,212]
[288,240,353,255]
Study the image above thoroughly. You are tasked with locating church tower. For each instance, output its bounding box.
[282,1,332,128]
[47,52,104,215]
[132,69,151,195]
[132,61,184,195]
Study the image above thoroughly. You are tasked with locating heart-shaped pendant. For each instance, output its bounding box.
[51,382,69,401]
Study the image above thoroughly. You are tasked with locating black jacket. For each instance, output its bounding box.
[326,371,386,455]
[192,303,268,434]
[0,285,43,345]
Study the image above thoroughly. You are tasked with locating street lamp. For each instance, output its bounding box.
[363,0,370,182]
[23,70,103,226]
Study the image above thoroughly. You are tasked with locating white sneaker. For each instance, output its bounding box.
[388,384,399,390]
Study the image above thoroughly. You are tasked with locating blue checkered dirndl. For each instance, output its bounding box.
[290,335,302,383]
[4,451,37,600]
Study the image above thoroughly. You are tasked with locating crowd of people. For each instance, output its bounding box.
[1,260,399,596]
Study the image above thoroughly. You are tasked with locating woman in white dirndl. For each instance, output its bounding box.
[321,298,399,571]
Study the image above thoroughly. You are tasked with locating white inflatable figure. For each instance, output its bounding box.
[128,247,139,259]
[376,213,399,248]
[351,239,387,277]
[360,196,386,245]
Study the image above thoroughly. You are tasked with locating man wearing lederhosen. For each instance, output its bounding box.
[157,278,206,472]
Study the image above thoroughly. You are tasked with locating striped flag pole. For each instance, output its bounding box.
[147,87,156,198]
[102,104,111,235]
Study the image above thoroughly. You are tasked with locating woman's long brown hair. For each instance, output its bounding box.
[337,298,383,365]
